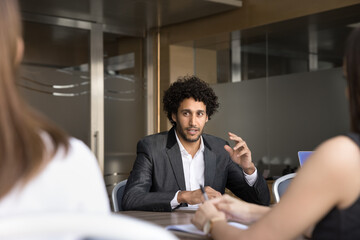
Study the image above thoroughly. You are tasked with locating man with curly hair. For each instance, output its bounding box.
[122,76,270,211]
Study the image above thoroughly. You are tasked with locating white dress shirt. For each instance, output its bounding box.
[170,131,258,209]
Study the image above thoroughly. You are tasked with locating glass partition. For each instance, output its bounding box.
[103,33,145,196]
[20,22,91,145]
[172,5,359,85]
[19,21,147,207]
[169,5,360,177]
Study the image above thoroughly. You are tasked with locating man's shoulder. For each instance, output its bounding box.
[202,133,227,143]
[202,133,228,148]
[139,130,169,145]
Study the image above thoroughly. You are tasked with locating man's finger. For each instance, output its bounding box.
[229,135,243,142]
[228,132,239,138]
[233,141,246,151]
[238,147,250,156]
[224,145,233,155]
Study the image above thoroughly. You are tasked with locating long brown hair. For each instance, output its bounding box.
[0,0,69,199]
[345,27,360,134]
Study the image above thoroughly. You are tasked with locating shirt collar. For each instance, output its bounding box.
[174,130,204,155]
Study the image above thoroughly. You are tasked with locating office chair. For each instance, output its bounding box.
[272,173,296,203]
[0,213,178,240]
[112,179,127,212]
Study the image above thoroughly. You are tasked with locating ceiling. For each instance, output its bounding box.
[19,0,241,36]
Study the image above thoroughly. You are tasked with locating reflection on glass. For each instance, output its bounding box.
[103,33,145,187]
[172,5,360,83]
[20,22,91,145]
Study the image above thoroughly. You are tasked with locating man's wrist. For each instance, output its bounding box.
[242,163,256,175]
[244,167,255,175]
[177,191,183,203]
[177,190,188,203]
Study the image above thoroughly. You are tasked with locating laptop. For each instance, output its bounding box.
[297,151,313,166]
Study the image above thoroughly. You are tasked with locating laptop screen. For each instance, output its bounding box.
[298,151,313,166]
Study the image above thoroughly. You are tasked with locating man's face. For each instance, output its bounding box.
[172,97,208,143]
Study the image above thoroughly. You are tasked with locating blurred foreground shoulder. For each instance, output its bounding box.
[314,135,360,173]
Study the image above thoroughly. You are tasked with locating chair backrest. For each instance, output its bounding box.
[112,179,128,212]
[0,213,178,240]
[272,173,296,203]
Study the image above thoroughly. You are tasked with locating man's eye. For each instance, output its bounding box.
[198,112,204,116]
[183,112,189,116]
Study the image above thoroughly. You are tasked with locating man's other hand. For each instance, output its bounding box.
[224,132,255,175]
[177,186,221,205]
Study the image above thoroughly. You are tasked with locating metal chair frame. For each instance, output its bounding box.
[112,179,128,212]
[272,173,296,203]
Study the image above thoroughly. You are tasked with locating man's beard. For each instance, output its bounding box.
[177,125,203,143]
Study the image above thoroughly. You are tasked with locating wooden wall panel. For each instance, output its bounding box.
[161,0,360,44]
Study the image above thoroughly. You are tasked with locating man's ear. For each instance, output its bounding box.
[206,115,208,122]
[171,113,177,123]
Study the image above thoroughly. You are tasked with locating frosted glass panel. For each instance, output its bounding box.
[20,22,91,145]
[103,34,145,187]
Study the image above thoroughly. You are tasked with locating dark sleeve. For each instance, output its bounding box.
[226,159,270,206]
[121,140,176,212]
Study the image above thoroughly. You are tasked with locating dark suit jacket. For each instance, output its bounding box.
[122,127,270,211]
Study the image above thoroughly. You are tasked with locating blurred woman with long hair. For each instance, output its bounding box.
[0,0,109,216]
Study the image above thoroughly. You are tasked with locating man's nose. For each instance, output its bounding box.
[189,115,196,126]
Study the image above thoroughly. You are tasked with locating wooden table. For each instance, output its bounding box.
[121,210,211,240]
[120,210,306,240]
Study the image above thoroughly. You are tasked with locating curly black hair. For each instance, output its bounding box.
[163,75,219,126]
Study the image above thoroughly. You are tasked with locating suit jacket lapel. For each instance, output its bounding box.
[166,128,186,190]
[204,137,216,187]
